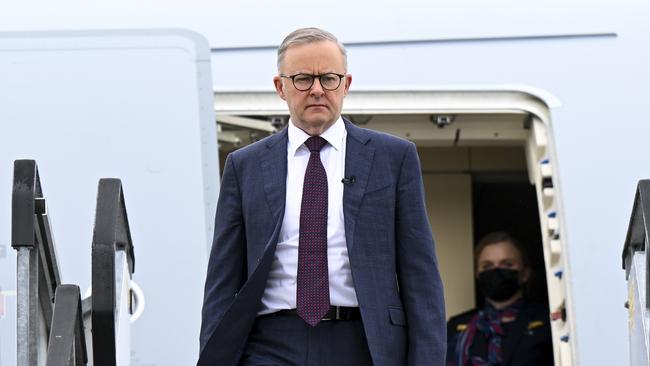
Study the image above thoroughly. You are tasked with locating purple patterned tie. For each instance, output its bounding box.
[296,135,330,327]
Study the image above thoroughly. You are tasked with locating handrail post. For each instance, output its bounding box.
[622,179,650,365]
[623,180,650,310]
[640,183,650,310]
[45,285,87,366]
[12,160,39,366]
[91,178,135,366]
[12,159,62,366]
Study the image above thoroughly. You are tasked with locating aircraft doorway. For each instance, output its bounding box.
[416,146,548,317]
[213,89,574,365]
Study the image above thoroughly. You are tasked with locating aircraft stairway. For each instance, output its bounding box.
[623,180,650,366]
[12,160,136,366]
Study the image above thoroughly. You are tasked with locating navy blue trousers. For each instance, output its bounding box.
[239,312,374,366]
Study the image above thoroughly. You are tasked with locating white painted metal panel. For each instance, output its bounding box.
[0,29,218,366]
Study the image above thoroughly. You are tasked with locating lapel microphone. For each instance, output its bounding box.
[341,176,356,185]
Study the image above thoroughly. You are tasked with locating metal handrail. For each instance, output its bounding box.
[91,178,135,366]
[12,159,63,366]
[45,285,88,366]
[622,179,650,310]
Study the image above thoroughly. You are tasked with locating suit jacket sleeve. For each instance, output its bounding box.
[395,142,447,365]
[199,153,247,354]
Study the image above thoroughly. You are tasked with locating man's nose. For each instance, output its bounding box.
[309,77,325,96]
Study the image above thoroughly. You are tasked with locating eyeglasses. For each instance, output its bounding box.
[280,73,345,91]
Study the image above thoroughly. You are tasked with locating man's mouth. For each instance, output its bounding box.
[307,104,327,109]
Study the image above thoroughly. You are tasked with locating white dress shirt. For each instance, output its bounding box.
[259,117,358,314]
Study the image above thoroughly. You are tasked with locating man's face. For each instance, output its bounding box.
[274,40,351,134]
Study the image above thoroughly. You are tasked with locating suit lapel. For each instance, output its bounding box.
[342,120,375,253]
[258,128,288,244]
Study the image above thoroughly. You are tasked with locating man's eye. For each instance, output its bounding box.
[294,75,312,83]
[321,75,336,83]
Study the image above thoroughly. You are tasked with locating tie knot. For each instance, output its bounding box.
[305,136,327,152]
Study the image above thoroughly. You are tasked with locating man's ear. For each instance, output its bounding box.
[343,74,352,97]
[273,76,287,101]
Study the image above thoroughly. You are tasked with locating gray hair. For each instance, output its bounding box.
[277,27,347,72]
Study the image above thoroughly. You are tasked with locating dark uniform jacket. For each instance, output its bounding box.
[446,303,554,366]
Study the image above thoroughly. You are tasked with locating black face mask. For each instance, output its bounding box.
[477,268,522,302]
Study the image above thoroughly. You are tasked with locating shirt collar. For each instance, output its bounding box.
[288,116,345,154]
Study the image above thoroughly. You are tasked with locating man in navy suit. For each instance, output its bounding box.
[198,27,446,366]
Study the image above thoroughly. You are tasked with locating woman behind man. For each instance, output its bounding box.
[446,232,554,366]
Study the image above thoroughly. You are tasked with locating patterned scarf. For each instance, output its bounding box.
[455,301,522,366]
